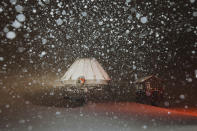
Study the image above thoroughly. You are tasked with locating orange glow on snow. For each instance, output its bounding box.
[83,102,197,119]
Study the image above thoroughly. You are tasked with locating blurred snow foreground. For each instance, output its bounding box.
[1,88,197,131]
[61,58,111,86]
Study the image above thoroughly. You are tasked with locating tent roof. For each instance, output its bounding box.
[61,58,111,82]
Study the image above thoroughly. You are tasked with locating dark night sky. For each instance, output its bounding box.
[0,0,196,87]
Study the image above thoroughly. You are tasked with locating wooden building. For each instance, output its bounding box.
[134,75,164,105]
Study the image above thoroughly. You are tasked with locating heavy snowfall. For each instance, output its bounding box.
[0,0,197,131]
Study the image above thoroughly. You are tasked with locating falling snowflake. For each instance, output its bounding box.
[39,51,47,57]
[195,70,197,78]
[56,18,63,25]
[179,94,185,100]
[193,11,197,17]
[190,0,196,3]
[12,20,22,28]
[10,0,17,5]
[56,111,61,115]
[81,11,87,17]
[6,31,16,39]
[0,57,4,61]
[16,14,26,22]
[15,5,23,12]
[0,7,3,13]
[140,16,148,24]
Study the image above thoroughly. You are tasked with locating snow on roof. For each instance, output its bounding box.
[134,75,161,83]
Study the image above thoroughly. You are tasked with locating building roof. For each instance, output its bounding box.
[134,75,161,83]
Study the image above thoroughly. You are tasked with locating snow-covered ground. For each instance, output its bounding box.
[1,87,197,131]
[1,74,197,131]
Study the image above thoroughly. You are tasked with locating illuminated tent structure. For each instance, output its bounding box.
[61,58,111,86]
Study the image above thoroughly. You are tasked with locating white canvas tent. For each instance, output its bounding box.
[61,58,111,85]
